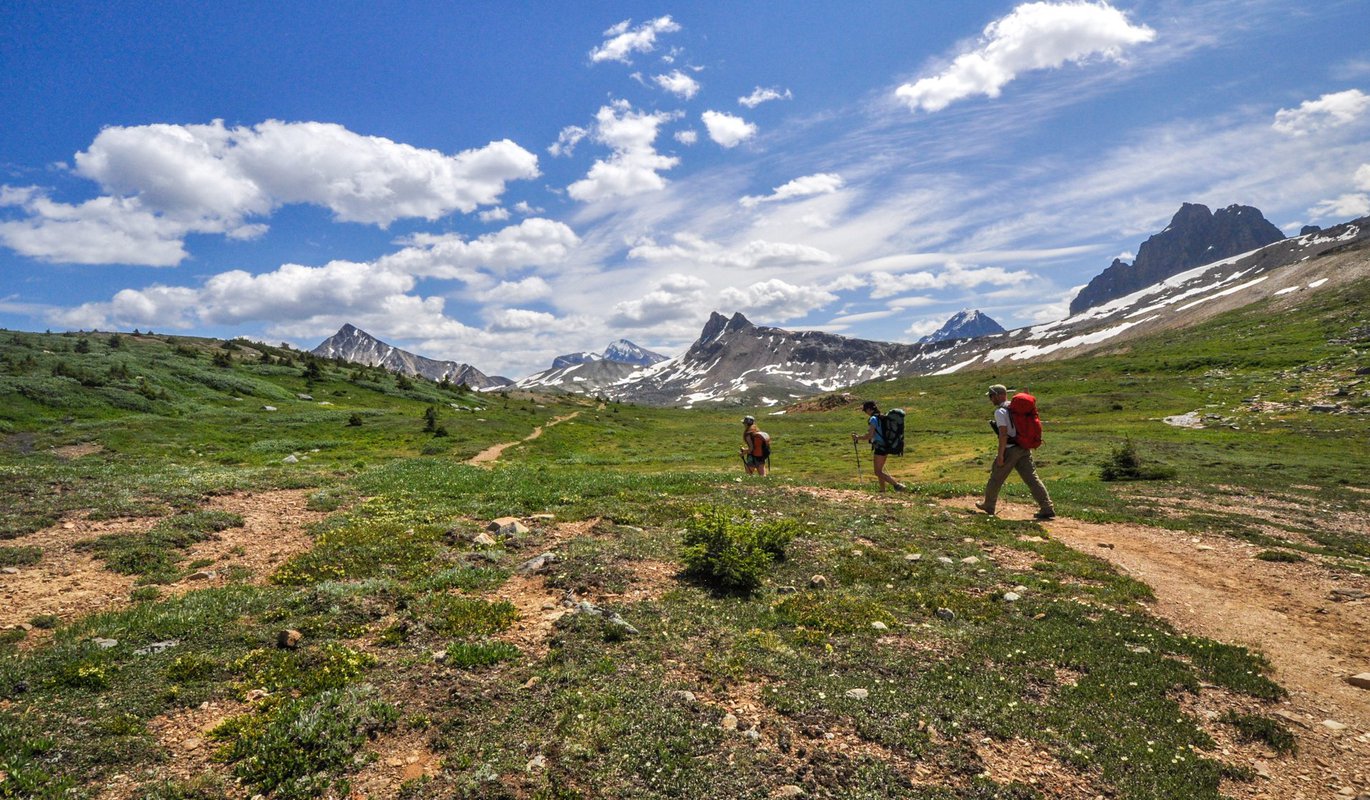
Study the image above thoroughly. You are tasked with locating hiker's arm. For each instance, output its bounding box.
[853,422,876,442]
[996,425,1008,466]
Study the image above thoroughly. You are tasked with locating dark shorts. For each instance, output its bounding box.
[744,454,765,467]
[872,446,894,457]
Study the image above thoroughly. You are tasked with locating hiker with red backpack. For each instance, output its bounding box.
[851,400,906,493]
[741,415,770,476]
[977,384,1054,520]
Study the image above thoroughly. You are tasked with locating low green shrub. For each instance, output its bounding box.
[0,545,42,567]
[1100,438,1178,481]
[680,506,796,594]
[444,639,521,668]
[1254,549,1305,563]
[1220,711,1296,754]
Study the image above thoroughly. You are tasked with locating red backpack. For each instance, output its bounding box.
[1007,392,1043,449]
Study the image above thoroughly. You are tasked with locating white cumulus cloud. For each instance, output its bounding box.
[674,129,698,145]
[701,110,757,148]
[549,125,588,157]
[1272,89,1370,136]
[895,1,1155,113]
[0,119,541,266]
[383,218,579,279]
[607,273,709,327]
[741,173,844,208]
[567,101,681,202]
[868,262,1033,298]
[477,276,553,303]
[719,279,837,321]
[738,86,793,108]
[590,16,681,64]
[654,70,701,99]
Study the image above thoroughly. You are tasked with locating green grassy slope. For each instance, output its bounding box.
[0,279,1365,799]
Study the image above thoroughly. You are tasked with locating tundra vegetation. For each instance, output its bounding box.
[0,280,1366,798]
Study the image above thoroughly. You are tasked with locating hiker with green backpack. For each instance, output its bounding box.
[851,400,906,492]
[976,384,1055,520]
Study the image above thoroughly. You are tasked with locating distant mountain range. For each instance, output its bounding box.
[311,324,512,389]
[918,310,1005,344]
[311,206,1368,408]
[1070,203,1286,315]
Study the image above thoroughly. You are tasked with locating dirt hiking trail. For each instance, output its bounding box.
[942,496,1369,798]
[467,411,580,465]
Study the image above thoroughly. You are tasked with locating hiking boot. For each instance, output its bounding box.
[975,502,995,516]
[894,483,907,492]
[1033,510,1056,521]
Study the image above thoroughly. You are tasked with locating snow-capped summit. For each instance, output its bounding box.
[603,339,668,367]
[918,310,1006,344]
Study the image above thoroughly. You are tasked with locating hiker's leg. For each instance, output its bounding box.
[982,453,1015,511]
[873,453,890,491]
[1012,450,1054,513]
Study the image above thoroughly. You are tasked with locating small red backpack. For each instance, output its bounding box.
[1007,392,1043,449]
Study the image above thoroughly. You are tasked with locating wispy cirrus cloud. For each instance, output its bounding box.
[739,86,792,108]
[895,1,1155,113]
[654,69,701,99]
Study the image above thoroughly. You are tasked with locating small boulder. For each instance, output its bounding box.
[185,570,215,581]
[92,637,118,649]
[960,556,980,565]
[471,532,497,547]
[935,608,955,622]
[1321,719,1348,731]
[1347,673,1370,690]
[776,786,805,798]
[488,517,530,537]
[517,552,557,575]
[809,575,828,589]
[1002,592,1021,603]
[721,713,739,731]
[776,585,799,595]
[870,621,888,631]
[1,567,19,575]
[936,556,954,565]
[904,553,922,562]
[262,405,277,411]
[844,688,869,700]
[276,629,303,650]
[281,454,298,464]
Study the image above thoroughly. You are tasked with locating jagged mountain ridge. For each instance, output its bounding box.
[549,339,666,370]
[1070,203,1287,314]
[918,310,1006,344]
[595,216,1369,407]
[311,324,512,389]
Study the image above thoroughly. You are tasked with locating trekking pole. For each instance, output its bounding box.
[852,439,862,482]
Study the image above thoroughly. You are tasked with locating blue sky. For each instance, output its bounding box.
[2,0,1368,379]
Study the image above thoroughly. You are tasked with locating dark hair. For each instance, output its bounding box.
[861,401,878,412]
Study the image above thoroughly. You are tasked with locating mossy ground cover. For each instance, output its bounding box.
[0,282,1365,797]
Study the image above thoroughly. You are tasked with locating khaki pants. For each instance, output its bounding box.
[983,446,1053,514]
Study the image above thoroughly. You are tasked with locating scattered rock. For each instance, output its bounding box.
[182,737,202,751]
[488,517,530,537]
[851,549,863,557]
[809,575,828,589]
[530,513,556,522]
[1331,588,1368,601]
[1098,542,1115,549]
[1196,545,1215,552]
[185,570,215,581]
[776,786,805,798]
[1,567,19,575]
[472,532,497,547]
[844,688,869,700]
[526,754,546,772]
[1272,709,1309,728]
[92,637,118,649]
[1310,404,1340,413]
[1126,644,1151,654]
[517,552,557,575]
[276,629,303,650]
[960,556,980,565]
[1253,760,1272,779]
[673,690,697,703]
[776,585,799,595]
[1002,592,1021,603]
[133,640,179,656]
[570,598,639,635]
[1017,535,1046,543]
[1347,673,1370,690]
[870,621,888,630]
[262,405,277,412]
[1321,719,1349,731]
[935,608,955,622]
[903,553,922,562]
[521,676,541,690]
[244,689,270,702]
[296,393,313,401]
[721,713,739,731]
[281,454,298,464]
[936,556,954,565]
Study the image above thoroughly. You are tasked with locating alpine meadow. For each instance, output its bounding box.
[2,3,1370,799]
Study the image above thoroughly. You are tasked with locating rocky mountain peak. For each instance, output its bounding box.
[1070,202,1286,315]
[918,309,1006,344]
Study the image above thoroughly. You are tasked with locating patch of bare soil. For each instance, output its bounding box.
[943,496,1370,799]
[467,412,580,466]
[0,490,326,644]
[348,730,442,797]
[975,735,1100,799]
[488,518,597,657]
[52,442,104,460]
[171,489,328,591]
